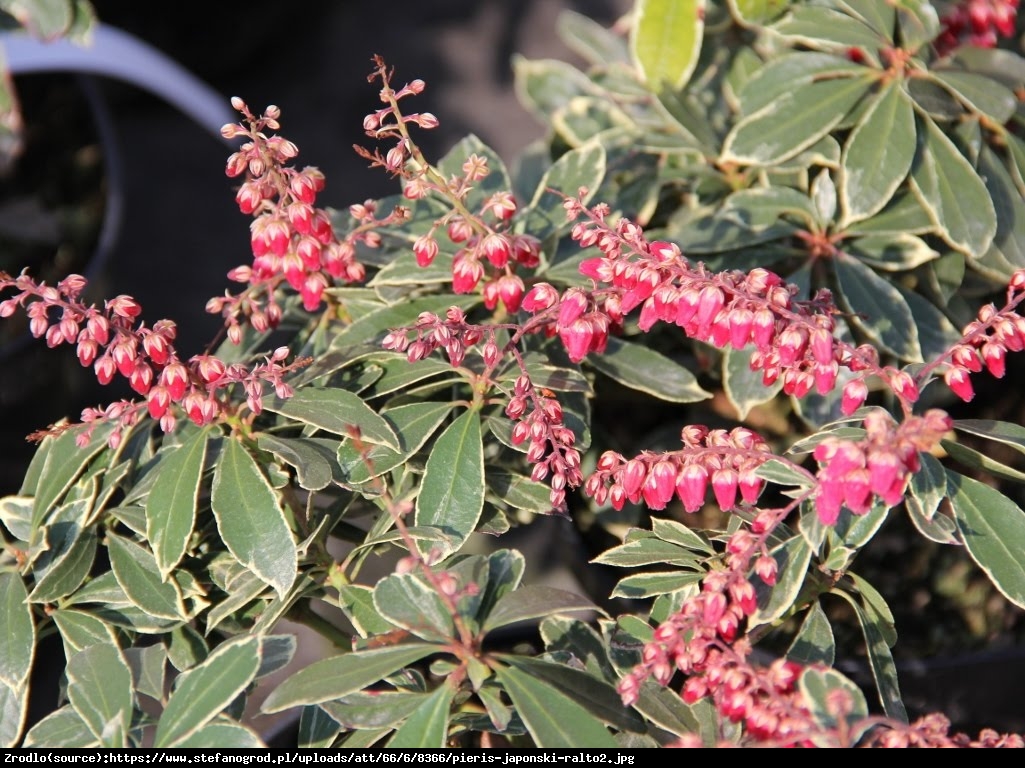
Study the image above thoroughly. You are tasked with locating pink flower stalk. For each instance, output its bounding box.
[356,59,540,316]
[812,409,952,525]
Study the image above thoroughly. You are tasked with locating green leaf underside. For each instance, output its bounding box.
[211,439,297,599]
[414,409,485,558]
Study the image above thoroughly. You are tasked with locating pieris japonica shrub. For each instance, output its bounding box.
[3,0,1025,749]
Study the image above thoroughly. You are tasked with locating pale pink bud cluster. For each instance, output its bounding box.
[220,100,366,328]
[936,0,1019,55]
[812,409,953,525]
[0,271,300,447]
[584,426,770,513]
[380,306,494,369]
[506,374,583,512]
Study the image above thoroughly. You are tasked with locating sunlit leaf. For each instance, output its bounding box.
[751,535,812,625]
[948,471,1025,610]
[262,388,399,449]
[66,644,132,747]
[525,141,605,241]
[611,570,703,599]
[374,573,455,643]
[724,347,784,419]
[771,4,887,53]
[386,684,455,748]
[723,74,871,166]
[257,434,335,492]
[211,439,297,599]
[631,0,704,90]
[107,534,187,621]
[261,644,439,713]
[587,337,710,403]
[337,402,453,486]
[154,636,262,747]
[178,721,264,748]
[30,425,110,538]
[414,409,484,559]
[590,536,704,568]
[799,667,869,743]
[840,83,916,224]
[22,705,96,748]
[788,601,835,666]
[910,114,996,258]
[146,429,210,578]
[929,69,1017,124]
[728,0,789,25]
[28,499,95,603]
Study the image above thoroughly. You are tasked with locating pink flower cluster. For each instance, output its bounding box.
[216,99,367,328]
[506,374,583,512]
[584,426,771,513]
[0,271,300,446]
[555,199,864,397]
[407,154,542,314]
[939,271,1025,402]
[937,0,1020,55]
[813,409,953,525]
